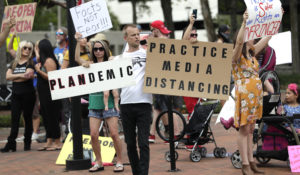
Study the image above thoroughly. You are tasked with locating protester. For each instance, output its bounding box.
[35,39,62,151]
[118,24,152,175]
[1,40,35,152]
[148,20,183,143]
[283,83,300,129]
[232,10,271,175]
[54,27,68,67]
[0,18,16,47]
[74,32,124,172]
[216,24,231,43]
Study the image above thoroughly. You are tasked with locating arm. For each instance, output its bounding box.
[61,59,69,69]
[8,33,17,57]
[0,18,16,47]
[6,68,34,81]
[253,36,271,56]
[6,69,22,81]
[74,32,90,68]
[232,11,248,63]
[182,14,196,40]
[103,91,109,111]
[111,89,120,111]
[35,58,57,80]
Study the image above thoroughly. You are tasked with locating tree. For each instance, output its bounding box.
[289,0,300,74]
[200,0,216,42]
[229,0,238,38]
[160,0,175,39]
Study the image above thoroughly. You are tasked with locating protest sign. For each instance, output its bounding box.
[269,31,292,65]
[144,38,233,101]
[1,3,37,33]
[56,134,115,165]
[288,145,300,172]
[48,57,135,100]
[244,0,282,42]
[70,0,112,38]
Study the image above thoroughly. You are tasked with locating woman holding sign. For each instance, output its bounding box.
[74,33,124,173]
[232,11,272,175]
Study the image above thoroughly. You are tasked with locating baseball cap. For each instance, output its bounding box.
[150,20,171,34]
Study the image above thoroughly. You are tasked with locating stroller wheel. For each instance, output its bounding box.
[199,147,207,157]
[219,147,227,158]
[190,150,202,162]
[256,156,271,164]
[165,151,178,162]
[231,150,242,169]
[213,147,220,158]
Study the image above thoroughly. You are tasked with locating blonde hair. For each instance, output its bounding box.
[12,40,33,70]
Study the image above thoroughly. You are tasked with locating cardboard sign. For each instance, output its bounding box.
[288,145,300,172]
[268,31,292,65]
[56,134,116,165]
[144,38,233,101]
[48,57,136,100]
[70,0,112,38]
[244,0,282,42]
[1,3,37,33]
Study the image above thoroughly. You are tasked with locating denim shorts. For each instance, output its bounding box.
[88,108,120,119]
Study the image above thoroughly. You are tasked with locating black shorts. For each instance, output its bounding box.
[153,94,183,111]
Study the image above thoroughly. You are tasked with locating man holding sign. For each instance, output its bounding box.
[117,24,152,175]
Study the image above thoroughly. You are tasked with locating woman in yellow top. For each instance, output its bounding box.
[232,11,272,175]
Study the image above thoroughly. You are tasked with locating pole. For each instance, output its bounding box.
[166,96,179,172]
[66,0,91,170]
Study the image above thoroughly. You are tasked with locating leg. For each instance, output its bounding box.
[22,92,36,149]
[106,116,122,164]
[120,104,139,175]
[237,124,250,165]
[32,89,40,135]
[149,107,159,136]
[136,104,152,175]
[89,117,103,166]
[7,94,22,144]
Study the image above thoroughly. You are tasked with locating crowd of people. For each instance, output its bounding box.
[0,5,299,175]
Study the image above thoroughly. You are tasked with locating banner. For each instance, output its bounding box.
[144,38,233,101]
[48,57,136,100]
[56,134,116,165]
[244,0,282,42]
[70,0,112,38]
[1,3,37,33]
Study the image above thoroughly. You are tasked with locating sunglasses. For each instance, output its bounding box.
[140,40,147,45]
[23,46,32,51]
[190,33,198,37]
[56,32,64,35]
[93,47,105,52]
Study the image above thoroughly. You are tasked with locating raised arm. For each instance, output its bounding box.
[182,14,196,40]
[0,18,16,47]
[232,11,248,63]
[8,33,17,58]
[74,32,90,67]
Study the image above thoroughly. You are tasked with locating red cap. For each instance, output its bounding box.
[150,20,171,34]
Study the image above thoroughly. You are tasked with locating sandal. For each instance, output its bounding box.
[113,163,124,172]
[89,163,104,172]
[37,146,50,151]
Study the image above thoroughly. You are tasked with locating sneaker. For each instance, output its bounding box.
[31,133,39,140]
[148,135,155,143]
[16,136,24,142]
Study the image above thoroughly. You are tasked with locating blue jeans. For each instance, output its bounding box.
[120,103,152,175]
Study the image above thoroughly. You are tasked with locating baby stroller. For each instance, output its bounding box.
[230,70,299,168]
[184,99,227,162]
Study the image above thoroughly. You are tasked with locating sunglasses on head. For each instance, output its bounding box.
[56,32,64,35]
[93,47,105,52]
[190,33,198,37]
[23,46,32,51]
[140,40,147,45]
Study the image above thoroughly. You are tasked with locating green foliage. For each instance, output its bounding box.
[278,73,300,90]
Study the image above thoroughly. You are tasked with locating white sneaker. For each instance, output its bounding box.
[16,136,24,142]
[31,133,39,140]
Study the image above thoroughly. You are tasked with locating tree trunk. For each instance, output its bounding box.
[160,0,175,39]
[0,0,7,84]
[200,0,216,42]
[289,0,300,74]
[131,0,137,24]
[230,0,237,38]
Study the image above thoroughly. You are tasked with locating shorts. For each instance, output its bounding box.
[88,108,120,119]
[153,95,183,111]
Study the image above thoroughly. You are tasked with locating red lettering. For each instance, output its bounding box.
[12,6,17,18]
[259,3,265,17]
[17,5,23,17]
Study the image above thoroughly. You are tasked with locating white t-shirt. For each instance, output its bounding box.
[115,49,152,104]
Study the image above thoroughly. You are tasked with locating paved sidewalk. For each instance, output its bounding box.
[0,116,293,175]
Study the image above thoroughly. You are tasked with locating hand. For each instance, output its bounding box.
[82,62,90,68]
[74,32,83,42]
[190,14,196,25]
[24,71,34,79]
[104,106,108,111]
[8,17,16,29]
[243,10,249,23]
[115,106,120,112]
[281,7,285,15]
[35,63,41,72]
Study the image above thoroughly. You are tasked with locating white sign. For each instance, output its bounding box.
[48,58,135,100]
[268,31,292,65]
[244,0,283,42]
[70,0,112,38]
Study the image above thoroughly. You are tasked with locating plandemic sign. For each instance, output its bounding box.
[144,38,233,101]
[70,0,112,38]
[48,58,135,100]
